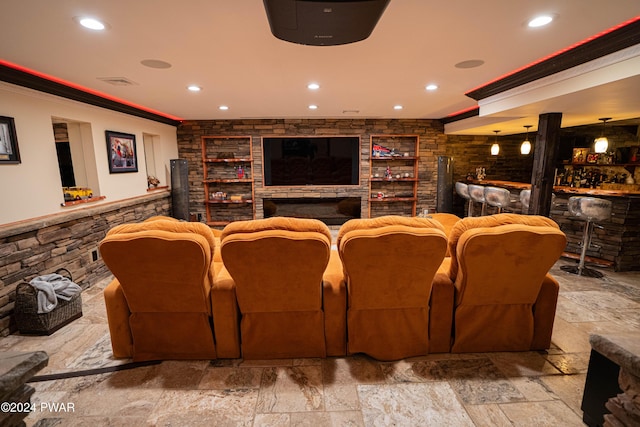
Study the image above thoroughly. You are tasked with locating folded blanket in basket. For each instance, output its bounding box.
[29,273,82,314]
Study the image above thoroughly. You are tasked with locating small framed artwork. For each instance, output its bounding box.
[586,153,599,164]
[572,148,588,164]
[0,116,21,164]
[106,130,138,173]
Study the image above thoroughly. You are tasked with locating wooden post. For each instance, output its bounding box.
[530,113,562,216]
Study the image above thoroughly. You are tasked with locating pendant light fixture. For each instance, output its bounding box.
[594,117,611,154]
[491,130,500,155]
[521,125,532,155]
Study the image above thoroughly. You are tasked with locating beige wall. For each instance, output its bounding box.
[0,82,178,225]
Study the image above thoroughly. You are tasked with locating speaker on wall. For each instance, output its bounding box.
[437,156,453,213]
[170,159,189,221]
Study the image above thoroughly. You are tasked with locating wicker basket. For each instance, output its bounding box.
[14,268,83,335]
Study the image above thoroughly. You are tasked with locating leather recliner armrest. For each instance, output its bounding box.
[103,278,133,358]
[211,266,241,358]
[323,249,347,356]
[531,273,560,350]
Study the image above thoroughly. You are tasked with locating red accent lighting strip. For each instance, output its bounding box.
[446,105,479,118]
[465,15,640,96]
[0,59,184,122]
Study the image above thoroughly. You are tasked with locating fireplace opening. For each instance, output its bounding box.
[263,197,361,226]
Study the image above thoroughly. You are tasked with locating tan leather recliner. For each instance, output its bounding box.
[218,217,346,359]
[337,216,450,360]
[100,220,239,361]
[445,213,567,353]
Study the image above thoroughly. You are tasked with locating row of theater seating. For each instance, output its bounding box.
[99,213,568,362]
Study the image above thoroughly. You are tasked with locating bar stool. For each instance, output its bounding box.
[520,189,531,214]
[560,196,612,278]
[484,187,510,214]
[520,190,554,214]
[455,182,473,217]
[467,184,487,216]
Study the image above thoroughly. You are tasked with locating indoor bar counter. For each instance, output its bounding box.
[463,179,640,271]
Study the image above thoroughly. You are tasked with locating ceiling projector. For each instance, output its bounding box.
[263,0,391,46]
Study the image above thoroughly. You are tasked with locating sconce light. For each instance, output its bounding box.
[594,117,611,153]
[521,125,532,155]
[491,130,500,155]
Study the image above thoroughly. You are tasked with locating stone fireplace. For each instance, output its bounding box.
[263,197,361,225]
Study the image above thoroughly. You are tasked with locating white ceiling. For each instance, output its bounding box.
[1,1,639,135]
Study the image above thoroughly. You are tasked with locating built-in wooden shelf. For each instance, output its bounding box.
[204,179,253,184]
[369,134,419,218]
[370,178,418,182]
[369,197,418,203]
[146,185,169,192]
[206,199,253,204]
[201,135,255,224]
[203,158,253,163]
[60,196,106,207]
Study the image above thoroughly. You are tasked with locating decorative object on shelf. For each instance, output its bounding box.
[475,167,486,180]
[63,186,93,202]
[521,125,532,155]
[147,175,160,188]
[0,115,21,164]
[236,164,244,179]
[106,130,138,173]
[490,130,500,156]
[586,153,599,164]
[572,148,588,164]
[594,117,611,154]
[372,144,392,157]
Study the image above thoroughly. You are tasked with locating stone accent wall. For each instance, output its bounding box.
[52,123,68,143]
[177,119,447,222]
[0,191,171,336]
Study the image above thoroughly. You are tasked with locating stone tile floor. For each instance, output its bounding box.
[1,258,638,426]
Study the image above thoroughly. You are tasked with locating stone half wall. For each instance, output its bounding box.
[177,119,447,222]
[0,191,171,336]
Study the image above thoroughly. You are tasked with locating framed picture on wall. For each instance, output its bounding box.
[572,148,588,164]
[0,116,21,164]
[106,130,138,173]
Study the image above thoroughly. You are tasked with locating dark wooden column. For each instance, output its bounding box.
[530,113,562,216]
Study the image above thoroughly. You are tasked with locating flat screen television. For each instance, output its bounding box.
[263,136,360,186]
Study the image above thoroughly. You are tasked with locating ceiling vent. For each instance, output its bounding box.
[97,77,139,86]
[263,0,390,46]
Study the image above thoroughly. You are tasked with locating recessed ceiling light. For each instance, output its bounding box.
[76,17,107,31]
[393,105,403,110]
[425,84,438,91]
[528,15,553,28]
[308,105,318,110]
[307,83,320,90]
[187,85,202,92]
[455,59,485,69]
[141,59,172,69]
[219,105,229,110]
